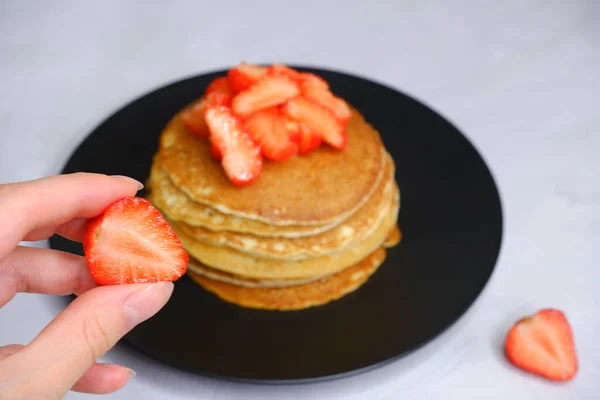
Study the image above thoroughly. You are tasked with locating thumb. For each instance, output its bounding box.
[3,282,173,396]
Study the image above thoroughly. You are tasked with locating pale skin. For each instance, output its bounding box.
[0,173,175,399]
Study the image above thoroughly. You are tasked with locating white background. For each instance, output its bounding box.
[1,1,599,399]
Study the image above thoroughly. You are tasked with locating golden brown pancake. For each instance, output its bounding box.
[188,248,387,311]
[186,257,329,288]
[158,107,386,226]
[170,185,399,280]
[177,155,396,260]
[147,159,338,238]
[384,226,402,248]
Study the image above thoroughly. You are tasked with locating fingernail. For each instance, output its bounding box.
[127,368,136,380]
[112,175,144,191]
[123,282,174,330]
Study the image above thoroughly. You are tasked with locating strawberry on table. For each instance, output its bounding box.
[84,197,188,285]
[244,108,298,161]
[204,105,263,187]
[227,63,268,94]
[504,309,578,382]
[231,75,300,118]
[282,97,346,150]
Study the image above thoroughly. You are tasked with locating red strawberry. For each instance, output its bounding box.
[244,108,298,161]
[282,97,346,150]
[181,92,231,138]
[205,76,232,96]
[228,63,268,94]
[267,64,304,82]
[297,123,322,154]
[300,73,329,90]
[504,309,578,381]
[232,75,300,118]
[204,105,263,186]
[301,83,351,124]
[84,197,188,285]
[210,143,222,161]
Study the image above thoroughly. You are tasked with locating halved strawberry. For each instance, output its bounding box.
[297,123,322,154]
[505,309,578,381]
[301,83,351,124]
[84,197,188,285]
[227,63,268,94]
[205,76,232,96]
[244,108,298,161]
[181,92,231,138]
[204,105,263,186]
[232,75,300,118]
[282,97,346,150]
[267,64,304,82]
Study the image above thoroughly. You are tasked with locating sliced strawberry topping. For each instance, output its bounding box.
[204,106,263,187]
[181,92,231,138]
[232,75,300,118]
[244,108,298,161]
[267,64,304,82]
[210,143,222,161]
[227,63,268,94]
[505,309,578,381]
[297,123,322,154]
[282,97,346,150]
[301,83,351,124]
[84,197,188,285]
[205,76,232,96]
[300,73,329,90]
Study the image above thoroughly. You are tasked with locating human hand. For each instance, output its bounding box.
[0,173,175,399]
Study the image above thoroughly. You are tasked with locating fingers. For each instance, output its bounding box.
[0,173,143,258]
[71,363,134,394]
[0,246,97,307]
[2,282,172,396]
[0,344,132,395]
[0,344,24,360]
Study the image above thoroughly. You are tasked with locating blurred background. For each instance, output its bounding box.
[0,1,598,399]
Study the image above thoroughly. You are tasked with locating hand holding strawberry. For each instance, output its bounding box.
[0,173,179,398]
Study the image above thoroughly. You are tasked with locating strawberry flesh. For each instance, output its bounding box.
[205,76,232,96]
[282,97,346,150]
[204,105,263,187]
[244,108,298,161]
[181,92,231,138]
[301,83,351,124]
[84,197,188,285]
[232,75,300,118]
[297,123,322,154]
[267,64,304,82]
[504,309,578,381]
[228,63,268,94]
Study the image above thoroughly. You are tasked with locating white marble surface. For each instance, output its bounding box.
[1,0,599,398]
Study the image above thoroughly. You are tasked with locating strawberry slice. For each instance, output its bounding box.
[210,143,222,161]
[232,75,300,118]
[282,97,346,150]
[227,63,268,94]
[300,73,329,90]
[267,64,304,82]
[301,83,351,124]
[181,92,231,138]
[244,108,298,161]
[297,123,322,154]
[205,76,232,96]
[504,309,578,381]
[204,105,262,186]
[84,197,188,285]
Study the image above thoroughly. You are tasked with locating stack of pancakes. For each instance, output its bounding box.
[146,102,401,311]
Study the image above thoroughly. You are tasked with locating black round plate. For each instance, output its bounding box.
[49,66,503,384]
